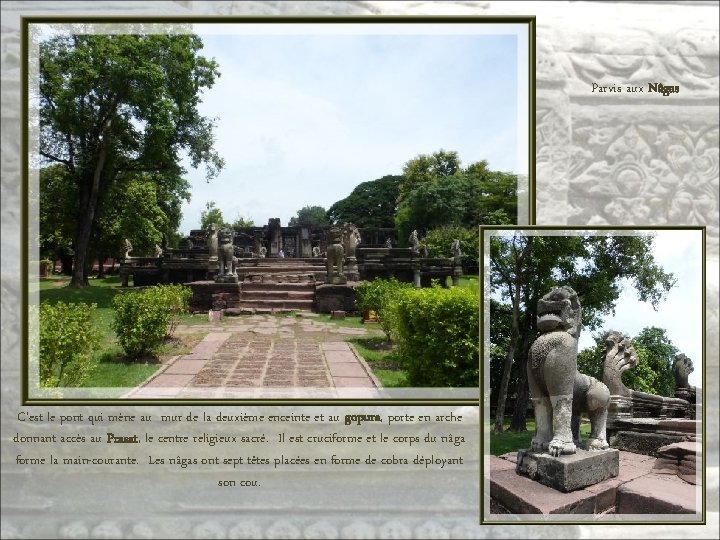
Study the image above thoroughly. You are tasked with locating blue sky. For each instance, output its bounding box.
[179,23,525,233]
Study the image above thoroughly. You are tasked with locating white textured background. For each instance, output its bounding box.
[2,1,718,538]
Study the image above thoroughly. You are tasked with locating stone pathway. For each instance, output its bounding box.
[124,314,383,399]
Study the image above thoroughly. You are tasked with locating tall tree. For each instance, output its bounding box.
[327,175,400,228]
[288,205,330,227]
[399,149,461,203]
[200,201,225,230]
[230,215,255,228]
[489,233,676,432]
[39,32,223,287]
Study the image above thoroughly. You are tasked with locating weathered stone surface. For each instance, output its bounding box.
[490,467,597,514]
[315,283,357,313]
[617,475,698,514]
[656,441,700,458]
[516,448,619,492]
[610,431,690,455]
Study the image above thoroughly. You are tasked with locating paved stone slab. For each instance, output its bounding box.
[163,359,208,375]
[490,468,597,514]
[332,377,376,388]
[324,351,360,364]
[143,374,195,388]
[328,362,369,378]
[321,342,352,351]
[489,455,516,472]
[617,474,698,514]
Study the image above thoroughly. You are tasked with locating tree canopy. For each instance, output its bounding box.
[577,326,678,397]
[327,175,400,228]
[39,32,223,286]
[288,205,330,227]
[394,151,517,244]
[200,201,225,230]
[489,232,676,432]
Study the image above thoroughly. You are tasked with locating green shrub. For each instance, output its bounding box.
[112,284,192,359]
[355,278,414,339]
[423,226,479,267]
[387,283,479,387]
[39,301,100,387]
[142,284,192,338]
[112,290,169,359]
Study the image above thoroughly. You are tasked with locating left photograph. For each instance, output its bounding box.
[26,19,532,401]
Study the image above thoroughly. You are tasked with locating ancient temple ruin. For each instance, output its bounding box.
[119,219,461,313]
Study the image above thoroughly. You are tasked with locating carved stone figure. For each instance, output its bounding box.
[325,227,346,284]
[571,371,611,451]
[153,244,163,258]
[528,286,587,456]
[312,246,321,258]
[673,353,694,389]
[409,230,421,254]
[451,239,462,264]
[217,228,236,277]
[385,237,393,248]
[602,330,638,397]
[343,224,362,258]
[207,223,219,260]
[259,246,267,258]
[123,238,133,259]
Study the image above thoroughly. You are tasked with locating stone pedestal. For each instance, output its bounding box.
[315,283,357,313]
[516,448,619,492]
[327,275,347,285]
[345,256,360,281]
[215,274,239,284]
[188,281,242,312]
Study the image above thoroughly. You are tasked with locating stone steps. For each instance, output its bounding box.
[238,298,314,310]
[241,290,315,300]
[241,282,316,292]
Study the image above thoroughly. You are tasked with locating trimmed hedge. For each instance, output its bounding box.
[112,284,191,359]
[355,278,414,339]
[388,284,479,387]
[39,301,100,387]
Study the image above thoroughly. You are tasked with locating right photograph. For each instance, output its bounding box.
[481,226,704,521]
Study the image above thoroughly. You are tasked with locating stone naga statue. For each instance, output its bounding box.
[528,286,611,456]
[343,223,362,258]
[217,228,236,276]
[673,353,694,389]
[602,330,638,397]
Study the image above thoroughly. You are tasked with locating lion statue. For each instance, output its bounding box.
[528,286,610,456]
[217,228,236,276]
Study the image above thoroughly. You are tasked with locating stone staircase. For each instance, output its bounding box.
[233,258,326,312]
[238,281,316,311]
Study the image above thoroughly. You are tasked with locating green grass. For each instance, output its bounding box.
[313,313,368,329]
[350,336,409,388]
[489,419,592,456]
[37,276,199,388]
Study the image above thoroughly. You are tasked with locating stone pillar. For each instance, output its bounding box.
[413,268,421,288]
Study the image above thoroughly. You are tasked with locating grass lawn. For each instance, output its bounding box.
[349,336,409,388]
[37,275,200,388]
[489,419,591,456]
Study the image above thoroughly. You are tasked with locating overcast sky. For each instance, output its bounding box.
[178,22,526,233]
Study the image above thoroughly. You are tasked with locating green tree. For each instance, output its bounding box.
[39,32,223,287]
[423,226,479,267]
[200,201,225,230]
[230,215,255,228]
[490,233,676,433]
[395,152,518,243]
[399,149,461,203]
[577,326,677,397]
[288,205,330,227]
[627,327,677,396]
[327,175,400,228]
[39,164,77,273]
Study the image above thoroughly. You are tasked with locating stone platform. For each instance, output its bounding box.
[516,448,619,492]
[490,449,700,515]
